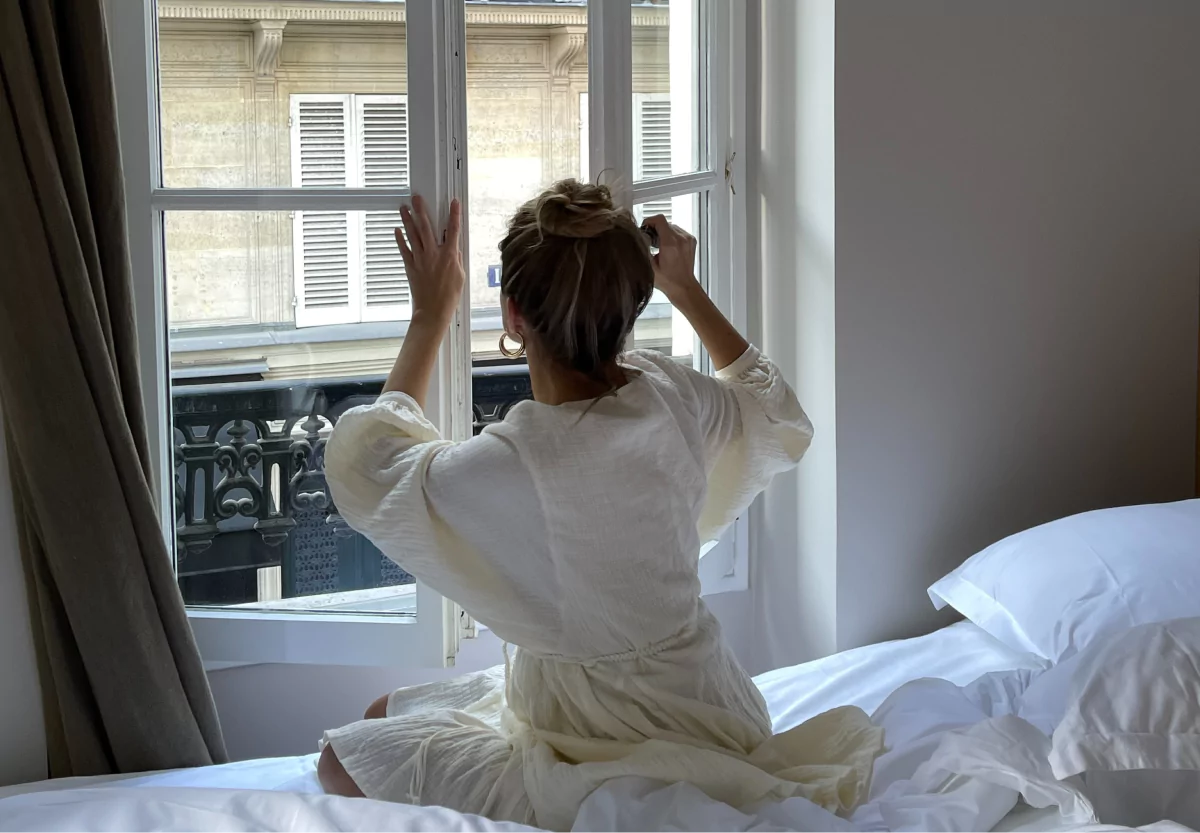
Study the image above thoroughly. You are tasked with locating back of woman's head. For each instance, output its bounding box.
[499,179,655,376]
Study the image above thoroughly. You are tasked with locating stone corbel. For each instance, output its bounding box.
[549,26,587,80]
[252,20,287,78]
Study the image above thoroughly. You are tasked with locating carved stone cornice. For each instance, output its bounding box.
[549,25,586,79]
[251,20,287,76]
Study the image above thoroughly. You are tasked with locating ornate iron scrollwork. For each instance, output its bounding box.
[170,366,533,598]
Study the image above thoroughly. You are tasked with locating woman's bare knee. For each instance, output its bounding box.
[318,745,364,798]
[364,693,389,720]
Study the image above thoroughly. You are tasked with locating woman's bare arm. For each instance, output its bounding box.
[642,214,750,371]
[381,196,464,407]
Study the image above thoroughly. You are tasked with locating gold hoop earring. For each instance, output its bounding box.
[499,332,526,359]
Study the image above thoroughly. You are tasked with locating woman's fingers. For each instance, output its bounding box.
[399,205,423,256]
[644,214,696,251]
[394,225,414,272]
[670,222,694,244]
[643,214,673,241]
[411,194,438,252]
[402,195,461,270]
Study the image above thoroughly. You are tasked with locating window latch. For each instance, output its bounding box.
[725,150,737,196]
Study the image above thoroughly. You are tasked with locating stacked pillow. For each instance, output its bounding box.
[1008,617,1200,829]
[928,499,1200,664]
[927,499,1200,828]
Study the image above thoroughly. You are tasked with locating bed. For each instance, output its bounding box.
[0,624,1056,830]
[3,499,1200,832]
[0,620,1036,803]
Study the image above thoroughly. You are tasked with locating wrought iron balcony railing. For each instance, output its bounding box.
[171,363,533,605]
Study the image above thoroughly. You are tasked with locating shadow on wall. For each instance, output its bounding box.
[751,0,839,675]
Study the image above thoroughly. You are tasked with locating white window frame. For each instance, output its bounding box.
[106,0,750,668]
[109,0,466,668]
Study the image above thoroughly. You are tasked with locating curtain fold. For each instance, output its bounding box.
[0,0,227,775]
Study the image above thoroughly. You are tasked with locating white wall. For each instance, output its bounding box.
[208,631,505,760]
[759,0,1200,666]
[0,408,48,786]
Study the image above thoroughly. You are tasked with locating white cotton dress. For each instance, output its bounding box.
[321,346,884,831]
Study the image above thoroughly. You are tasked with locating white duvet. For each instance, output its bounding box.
[1,624,1191,832]
[0,681,1179,833]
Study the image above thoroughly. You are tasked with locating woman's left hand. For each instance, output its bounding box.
[396,195,465,325]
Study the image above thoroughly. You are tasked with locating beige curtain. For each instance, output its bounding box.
[0,0,227,775]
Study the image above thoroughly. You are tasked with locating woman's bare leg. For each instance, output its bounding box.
[318,693,389,797]
[318,745,365,798]
[364,693,389,720]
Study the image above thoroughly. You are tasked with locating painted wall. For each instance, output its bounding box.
[0,407,48,786]
[759,0,1200,668]
[208,631,506,761]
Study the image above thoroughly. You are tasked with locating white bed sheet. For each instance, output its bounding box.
[1,621,1039,803]
[756,620,1046,732]
[0,624,1060,833]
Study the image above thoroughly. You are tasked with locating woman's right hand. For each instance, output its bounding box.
[643,214,701,306]
[396,195,465,326]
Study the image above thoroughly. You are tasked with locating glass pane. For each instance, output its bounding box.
[155,2,407,189]
[632,0,704,181]
[166,211,414,616]
[633,192,705,370]
[465,0,589,364]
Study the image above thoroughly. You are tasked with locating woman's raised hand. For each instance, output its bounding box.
[395,195,465,326]
[642,214,700,306]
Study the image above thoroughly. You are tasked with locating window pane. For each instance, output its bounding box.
[166,211,414,616]
[155,2,407,189]
[633,0,703,181]
[633,192,706,370]
[465,0,589,358]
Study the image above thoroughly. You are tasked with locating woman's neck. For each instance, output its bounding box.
[526,350,627,406]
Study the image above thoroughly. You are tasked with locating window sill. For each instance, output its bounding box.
[232,584,416,615]
[169,302,675,355]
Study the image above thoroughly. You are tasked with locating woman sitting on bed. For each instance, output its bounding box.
[317,180,883,829]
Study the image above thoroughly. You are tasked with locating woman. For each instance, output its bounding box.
[318,180,883,829]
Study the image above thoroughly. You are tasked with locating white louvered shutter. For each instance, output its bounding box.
[291,95,360,327]
[356,96,411,322]
[634,94,673,222]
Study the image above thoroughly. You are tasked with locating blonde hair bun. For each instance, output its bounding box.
[499,179,655,377]
[535,180,619,239]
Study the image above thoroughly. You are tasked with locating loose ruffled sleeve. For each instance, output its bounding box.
[649,346,813,542]
[321,391,522,610]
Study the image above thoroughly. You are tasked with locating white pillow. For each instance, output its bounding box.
[928,499,1200,663]
[1048,618,1200,829]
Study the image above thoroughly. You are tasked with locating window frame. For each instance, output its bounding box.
[107,0,751,668]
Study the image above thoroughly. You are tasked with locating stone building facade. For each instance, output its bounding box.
[159,1,672,380]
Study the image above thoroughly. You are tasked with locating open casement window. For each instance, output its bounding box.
[291,94,411,328]
[583,93,674,222]
[109,0,750,668]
